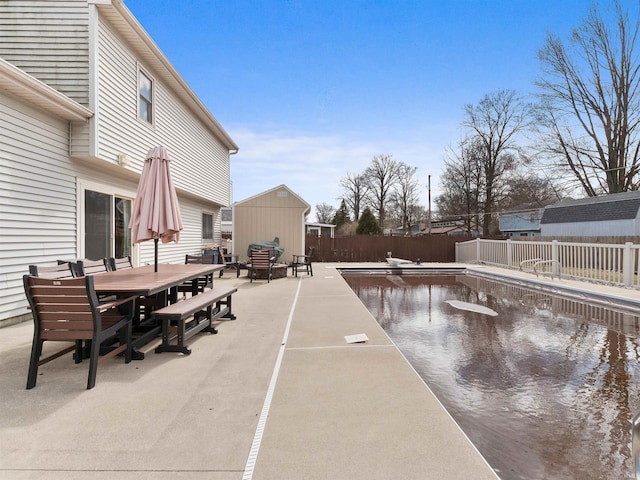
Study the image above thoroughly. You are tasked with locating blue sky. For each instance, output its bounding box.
[123,0,610,221]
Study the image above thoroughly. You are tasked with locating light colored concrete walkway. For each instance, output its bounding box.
[0,264,505,479]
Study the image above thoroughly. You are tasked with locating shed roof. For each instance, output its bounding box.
[235,184,311,214]
[540,191,640,224]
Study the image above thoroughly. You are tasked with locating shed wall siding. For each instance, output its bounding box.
[0,91,77,323]
[0,0,90,106]
[234,206,306,264]
[95,17,231,206]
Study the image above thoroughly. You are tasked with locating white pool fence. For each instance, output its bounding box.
[456,238,640,289]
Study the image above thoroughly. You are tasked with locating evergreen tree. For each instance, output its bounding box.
[356,207,382,235]
[332,199,350,230]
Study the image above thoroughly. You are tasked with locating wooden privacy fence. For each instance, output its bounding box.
[305,234,472,263]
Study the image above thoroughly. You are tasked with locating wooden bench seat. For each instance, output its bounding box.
[153,286,237,355]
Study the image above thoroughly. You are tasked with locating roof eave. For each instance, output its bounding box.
[0,58,93,122]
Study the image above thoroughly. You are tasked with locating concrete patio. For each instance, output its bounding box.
[0,263,509,479]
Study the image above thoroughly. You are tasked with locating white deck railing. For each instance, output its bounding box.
[456,238,640,289]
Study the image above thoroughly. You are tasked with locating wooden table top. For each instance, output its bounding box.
[92,264,224,297]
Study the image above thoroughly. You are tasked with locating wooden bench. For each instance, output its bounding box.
[153,286,237,355]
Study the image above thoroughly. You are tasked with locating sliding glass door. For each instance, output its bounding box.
[84,190,132,261]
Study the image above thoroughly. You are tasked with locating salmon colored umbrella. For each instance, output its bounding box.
[129,146,183,272]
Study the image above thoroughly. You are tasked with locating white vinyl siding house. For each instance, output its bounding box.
[0,0,90,105]
[0,0,238,326]
[0,60,92,325]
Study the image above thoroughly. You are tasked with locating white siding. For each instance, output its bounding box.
[541,219,640,237]
[0,0,90,106]
[0,2,235,326]
[94,17,232,207]
[0,91,77,323]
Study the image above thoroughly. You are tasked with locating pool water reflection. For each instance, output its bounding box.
[343,274,640,480]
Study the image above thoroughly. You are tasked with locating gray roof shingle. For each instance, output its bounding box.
[540,191,640,224]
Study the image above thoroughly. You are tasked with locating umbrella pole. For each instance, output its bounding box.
[154,238,159,272]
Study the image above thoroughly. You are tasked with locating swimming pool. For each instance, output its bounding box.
[342,272,640,480]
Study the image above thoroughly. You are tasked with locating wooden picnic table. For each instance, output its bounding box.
[92,263,223,297]
[91,263,225,357]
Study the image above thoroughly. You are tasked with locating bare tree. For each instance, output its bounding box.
[464,89,531,235]
[338,172,369,221]
[390,163,421,234]
[435,138,484,235]
[363,154,401,229]
[502,174,564,209]
[314,203,335,223]
[536,0,640,195]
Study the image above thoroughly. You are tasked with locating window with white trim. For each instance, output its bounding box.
[202,213,213,240]
[138,70,153,123]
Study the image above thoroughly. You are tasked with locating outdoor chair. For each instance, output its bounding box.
[248,249,275,283]
[29,262,77,279]
[175,254,215,299]
[292,247,315,277]
[23,274,135,389]
[108,256,133,271]
[75,258,110,276]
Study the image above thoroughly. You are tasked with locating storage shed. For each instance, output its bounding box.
[233,185,311,265]
[540,191,640,237]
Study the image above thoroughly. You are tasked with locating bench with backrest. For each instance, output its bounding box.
[153,286,237,355]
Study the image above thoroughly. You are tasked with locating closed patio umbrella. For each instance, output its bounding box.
[129,146,183,272]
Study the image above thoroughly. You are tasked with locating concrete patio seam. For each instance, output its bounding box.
[242,276,302,480]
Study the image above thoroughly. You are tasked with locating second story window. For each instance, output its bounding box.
[139,70,153,123]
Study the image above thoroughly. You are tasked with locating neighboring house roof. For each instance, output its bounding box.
[235,184,311,215]
[540,191,640,224]
[98,0,238,152]
[0,57,93,121]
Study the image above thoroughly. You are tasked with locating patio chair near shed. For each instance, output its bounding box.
[23,275,136,389]
[292,247,315,277]
[248,249,275,283]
